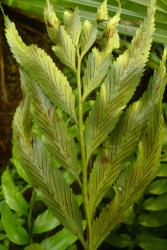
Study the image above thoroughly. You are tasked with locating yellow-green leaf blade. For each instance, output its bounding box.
[63,7,82,46]
[52,25,76,72]
[20,70,80,183]
[85,2,155,160]
[91,103,162,249]
[88,48,167,219]
[12,99,84,245]
[5,18,76,121]
[82,48,112,100]
[80,20,97,57]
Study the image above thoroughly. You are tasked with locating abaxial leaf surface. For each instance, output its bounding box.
[83,48,111,100]
[52,26,76,72]
[13,100,84,244]
[20,71,80,183]
[91,103,162,249]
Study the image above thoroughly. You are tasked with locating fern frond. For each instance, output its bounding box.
[52,26,76,72]
[91,103,162,250]
[20,70,80,184]
[88,47,167,218]
[5,18,77,121]
[117,106,162,213]
[13,105,84,245]
[82,8,120,101]
[63,7,82,46]
[85,2,155,160]
[82,48,112,100]
[109,46,167,166]
[101,9,120,56]
[90,191,121,250]
[79,20,97,57]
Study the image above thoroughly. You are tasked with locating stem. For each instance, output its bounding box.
[76,50,92,249]
[28,189,36,243]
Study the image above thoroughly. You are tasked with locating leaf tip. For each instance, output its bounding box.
[96,0,108,21]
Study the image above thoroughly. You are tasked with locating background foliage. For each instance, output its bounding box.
[1,0,167,44]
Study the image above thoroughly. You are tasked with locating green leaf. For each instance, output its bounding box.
[146,178,167,195]
[0,233,7,241]
[136,233,167,250]
[82,48,112,100]
[63,7,82,46]
[85,2,155,160]
[5,18,77,121]
[115,105,162,214]
[12,76,84,243]
[0,244,8,250]
[1,168,28,215]
[109,48,167,163]
[41,228,77,250]
[91,103,162,249]
[79,20,97,57]
[24,243,45,250]
[67,244,77,250]
[20,70,80,183]
[52,26,76,72]
[90,192,121,249]
[88,152,114,217]
[105,232,131,248]
[138,212,167,227]
[88,47,167,218]
[32,209,60,234]
[143,193,167,211]
[157,163,167,177]
[13,116,84,245]
[12,158,32,184]
[1,203,29,245]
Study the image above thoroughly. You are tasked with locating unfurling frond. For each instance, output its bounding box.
[85,2,155,160]
[44,0,59,43]
[5,19,76,121]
